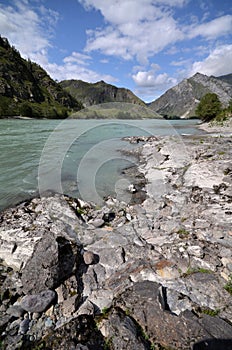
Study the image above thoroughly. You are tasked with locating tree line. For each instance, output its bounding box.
[196,93,232,122]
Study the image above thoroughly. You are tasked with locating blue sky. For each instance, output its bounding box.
[0,0,231,102]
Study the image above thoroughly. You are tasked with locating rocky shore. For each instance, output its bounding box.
[0,132,232,349]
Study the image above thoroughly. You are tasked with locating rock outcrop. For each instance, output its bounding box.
[0,134,232,349]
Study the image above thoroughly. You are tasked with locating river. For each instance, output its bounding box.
[0,118,203,211]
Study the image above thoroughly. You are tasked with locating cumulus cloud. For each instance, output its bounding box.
[188,15,232,39]
[132,64,177,102]
[86,17,184,64]
[80,0,185,64]
[45,52,117,83]
[80,0,232,68]
[63,52,91,66]
[0,0,116,83]
[133,70,177,88]
[190,44,232,77]
[0,0,57,59]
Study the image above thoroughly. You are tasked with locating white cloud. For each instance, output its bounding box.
[188,15,232,39]
[45,53,117,83]
[0,0,57,58]
[190,44,232,77]
[131,62,178,101]
[133,70,177,88]
[84,7,184,64]
[63,52,91,66]
[0,0,117,84]
[80,0,232,67]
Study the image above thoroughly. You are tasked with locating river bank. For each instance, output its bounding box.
[198,118,232,135]
[0,133,232,349]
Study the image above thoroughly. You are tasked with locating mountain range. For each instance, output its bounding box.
[0,35,231,119]
[59,79,145,108]
[149,72,232,118]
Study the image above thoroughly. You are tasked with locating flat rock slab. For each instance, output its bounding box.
[20,290,56,313]
[114,280,232,350]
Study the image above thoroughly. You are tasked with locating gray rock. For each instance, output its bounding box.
[83,251,96,265]
[88,218,105,228]
[61,295,79,317]
[114,280,231,349]
[99,309,148,350]
[44,317,54,329]
[20,290,56,313]
[21,234,80,294]
[19,314,30,334]
[6,304,25,318]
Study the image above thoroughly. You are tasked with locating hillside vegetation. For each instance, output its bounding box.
[59,79,146,107]
[0,36,83,118]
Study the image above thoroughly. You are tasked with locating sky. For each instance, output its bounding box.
[0,0,231,102]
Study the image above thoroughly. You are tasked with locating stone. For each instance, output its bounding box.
[35,315,106,349]
[187,245,204,258]
[61,295,79,317]
[21,234,80,294]
[19,314,30,334]
[114,280,231,349]
[88,218,104,227]
[98,309,148,349]
[6,304,25,318]
[20,290,56,313]
[76,299,95,316]
[83,251,96,265]
[44,317,54,329]
[165,288,192,315]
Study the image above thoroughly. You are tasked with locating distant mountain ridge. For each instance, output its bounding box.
[149,72,232,118]
[59,79,146,107]
[1,35,232,120]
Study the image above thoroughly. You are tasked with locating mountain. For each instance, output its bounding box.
[0,36,82,118]
[149,72,232,118]
[217,73,232,85]
[59,79,146,107]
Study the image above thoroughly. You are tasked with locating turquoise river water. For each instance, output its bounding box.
[0,118,203,211]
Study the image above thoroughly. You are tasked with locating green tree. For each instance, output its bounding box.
[19,101,32,117]
[196,93,222,122]
[228,98,232,112]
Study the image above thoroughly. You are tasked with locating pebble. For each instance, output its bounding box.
[89,218,105,227]
[19,314,30,334]
[83,251,95,265]
[187,245,204,258]
[20,290,56,313]
[44,317,54,328]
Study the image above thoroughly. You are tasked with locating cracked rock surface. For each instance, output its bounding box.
[0,135,232,349]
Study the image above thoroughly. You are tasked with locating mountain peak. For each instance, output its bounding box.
[149,72,232,118]
[59,79,146,107]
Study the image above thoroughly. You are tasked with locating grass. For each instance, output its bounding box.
[176,228,190,238]
[104,336,114,350]
[183,267,213,277]
[101,306,110,316]
[224,275,232,295]
[201,308,220,317]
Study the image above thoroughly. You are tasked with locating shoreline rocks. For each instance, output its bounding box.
[1,134,232,349]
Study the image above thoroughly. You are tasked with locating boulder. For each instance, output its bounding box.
[114,281,232,350]
[21,234,81,294]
